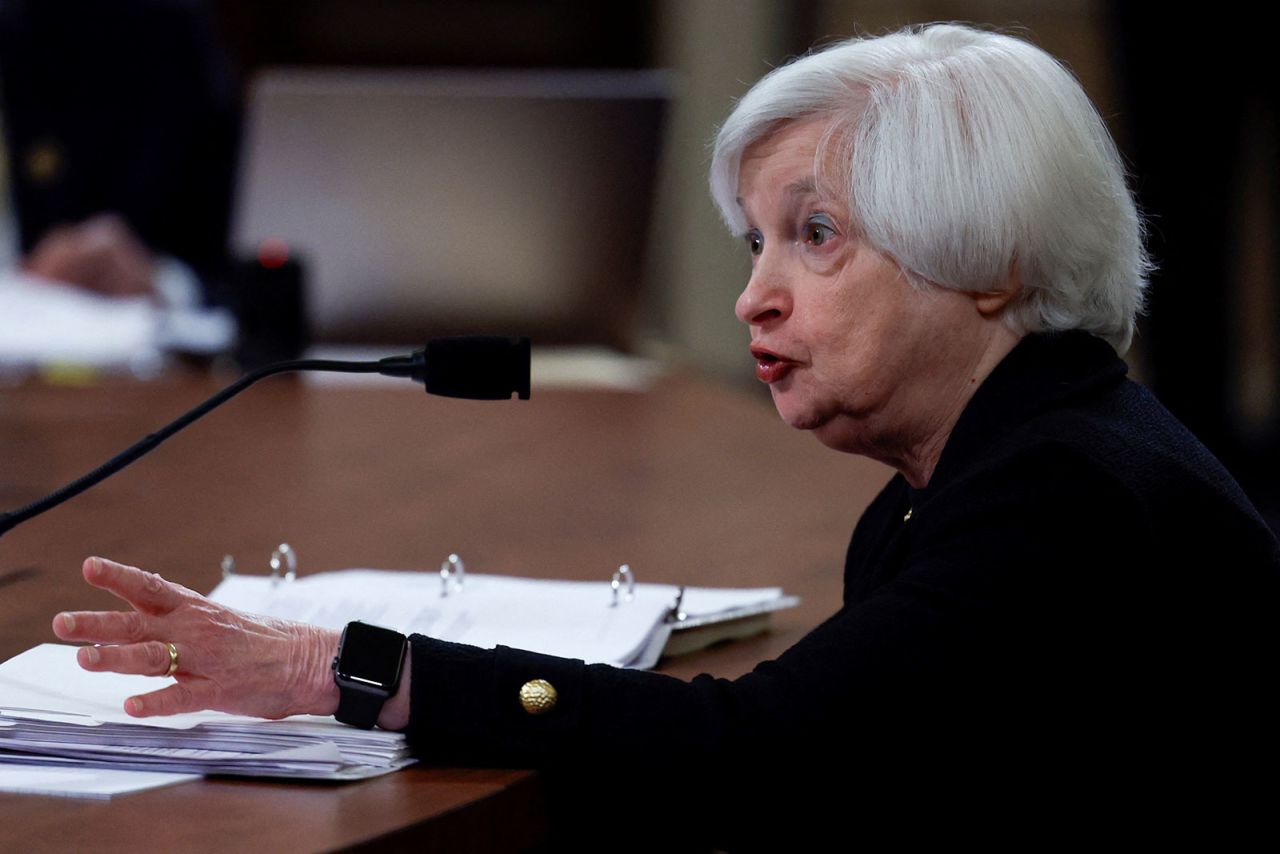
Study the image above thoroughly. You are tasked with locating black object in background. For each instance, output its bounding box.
[0,0,240,303]
[1112,2,1280,526]
[231,245,310,370]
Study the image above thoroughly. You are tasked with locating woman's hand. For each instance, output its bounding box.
[51,556,341,720]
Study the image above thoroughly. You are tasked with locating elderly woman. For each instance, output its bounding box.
[51,23,1279,847]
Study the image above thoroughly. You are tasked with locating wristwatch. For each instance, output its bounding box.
[331,621,408,729]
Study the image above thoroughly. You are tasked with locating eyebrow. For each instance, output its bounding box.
[787,177,820,197]
[735,177,824,210]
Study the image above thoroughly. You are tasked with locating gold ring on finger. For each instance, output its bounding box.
[164,642,179,677]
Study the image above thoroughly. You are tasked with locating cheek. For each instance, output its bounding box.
[815,294,886,370]
[815,300,918,403]
[800,248,911,389]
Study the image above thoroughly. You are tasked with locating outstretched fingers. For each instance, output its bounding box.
[53,609,148,645]
[53,555,330,720]
[81,556,185,616]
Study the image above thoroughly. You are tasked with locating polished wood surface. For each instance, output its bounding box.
[0,369,890,851]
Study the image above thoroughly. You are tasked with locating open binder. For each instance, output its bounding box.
[211,545,800,670]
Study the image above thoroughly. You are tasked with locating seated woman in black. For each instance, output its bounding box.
[51,23,1280,849]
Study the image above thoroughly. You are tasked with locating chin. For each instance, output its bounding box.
[770,394,830,434]
[802,409,868,454]
[811,423,861,452]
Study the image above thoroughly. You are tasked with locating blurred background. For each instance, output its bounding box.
[1,0,1276,522]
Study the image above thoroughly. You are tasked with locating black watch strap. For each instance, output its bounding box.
[335,686,388,730]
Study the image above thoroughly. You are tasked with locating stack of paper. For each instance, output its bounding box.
[210,568,799,670]
[0,645,413,788]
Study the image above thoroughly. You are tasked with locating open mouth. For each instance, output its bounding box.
[751,347,795,384]
[750,346,781,364]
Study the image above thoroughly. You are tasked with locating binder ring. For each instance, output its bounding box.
[667,585,688,623]
[270,544,297,587]
[610,564,635,607]
[440,553,465,597]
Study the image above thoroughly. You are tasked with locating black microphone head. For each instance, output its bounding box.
[424,336,531,400]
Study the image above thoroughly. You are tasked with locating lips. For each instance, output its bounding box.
[750,345,797,384]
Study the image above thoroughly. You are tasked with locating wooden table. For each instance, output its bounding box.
[0,368,890,851]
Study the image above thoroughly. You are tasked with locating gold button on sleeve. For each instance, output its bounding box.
[519,679,557,715]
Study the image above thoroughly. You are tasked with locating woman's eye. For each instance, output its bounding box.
[806,217,836,247]
[746,230,763,256]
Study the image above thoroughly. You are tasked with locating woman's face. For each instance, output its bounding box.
[734,118,994,468]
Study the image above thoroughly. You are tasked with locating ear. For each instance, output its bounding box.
[972,268,1023,318]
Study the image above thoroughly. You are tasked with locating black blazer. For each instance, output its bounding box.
[405,332,1280,850]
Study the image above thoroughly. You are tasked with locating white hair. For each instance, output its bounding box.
[709,23,1150,353]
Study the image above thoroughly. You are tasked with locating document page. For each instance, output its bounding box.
[0,763,197,798]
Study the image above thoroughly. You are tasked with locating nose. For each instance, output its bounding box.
[734,255,791,327]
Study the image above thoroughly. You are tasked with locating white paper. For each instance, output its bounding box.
[0,761,197,798]
[0,273,160,368]
[0,271,235,370]
[0,644,262,730]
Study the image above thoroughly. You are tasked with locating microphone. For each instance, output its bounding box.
[0,336,530,539]
[377,336,531,400]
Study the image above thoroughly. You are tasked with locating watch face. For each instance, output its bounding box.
[336,622,406,689]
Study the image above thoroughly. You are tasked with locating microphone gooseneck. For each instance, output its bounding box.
[0,336,530,539]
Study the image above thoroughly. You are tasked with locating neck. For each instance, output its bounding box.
[889,326,1024,489]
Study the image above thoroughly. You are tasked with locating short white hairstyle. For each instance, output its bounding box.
[710,23,1149,353]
